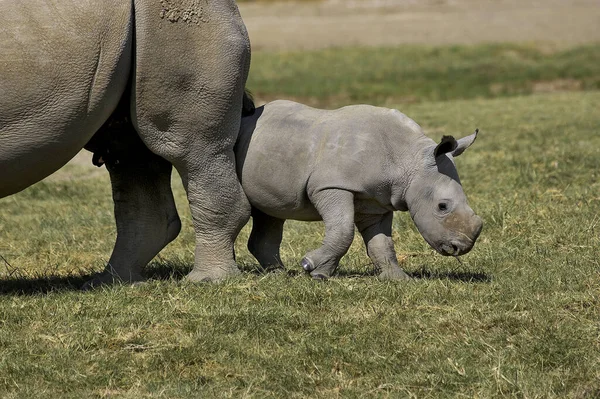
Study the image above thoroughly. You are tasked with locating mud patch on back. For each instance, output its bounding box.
[159,0,209,24]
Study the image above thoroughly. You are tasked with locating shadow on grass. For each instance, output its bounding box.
[0,273,94,295]
[0,262,491,295]
[0,261,189,295]
[334,264,492,282]
[145,261,304,279]
[0,260,241,296]
[409,267,492,283]
[144,261,191,281]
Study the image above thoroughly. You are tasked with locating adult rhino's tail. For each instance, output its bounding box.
[242,89,256,117]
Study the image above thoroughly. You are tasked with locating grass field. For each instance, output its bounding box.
[1,25,600,399]
[247,43,600,108]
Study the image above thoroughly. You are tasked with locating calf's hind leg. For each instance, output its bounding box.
[247,208,285,271]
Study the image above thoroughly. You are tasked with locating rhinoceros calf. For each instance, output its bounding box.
[235,100,483,279]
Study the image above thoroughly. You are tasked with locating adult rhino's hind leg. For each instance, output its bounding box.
[132,0,251,282]
[177,153,250,282]
[83,124,181,288]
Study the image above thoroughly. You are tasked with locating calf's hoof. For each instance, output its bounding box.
[303,256,337,280]
[310,271,331,280]
[308,264,335,280]
[301,257,315,272]
[378,268,411,280]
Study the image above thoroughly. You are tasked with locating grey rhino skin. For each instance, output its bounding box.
[0,0,252,285]
[236,100,483,279]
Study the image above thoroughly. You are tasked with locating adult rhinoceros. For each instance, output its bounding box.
[0,0,252,286]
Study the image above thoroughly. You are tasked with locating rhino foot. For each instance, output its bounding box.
[310,271,331,280]
[302,256,338,279]
[301,257,316,272]
[81,271,146,290]
[301,257,329,279]
[185,265,242,283]
[378,268,411,281]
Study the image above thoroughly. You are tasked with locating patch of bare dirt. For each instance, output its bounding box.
[489,79,585,96]
[239,0,600,51]
[532,79,584,93]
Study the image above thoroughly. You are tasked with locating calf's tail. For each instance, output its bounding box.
[242,88,256,117]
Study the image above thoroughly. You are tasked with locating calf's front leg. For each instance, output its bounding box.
[355,212,410,280]
[302,189,355,279]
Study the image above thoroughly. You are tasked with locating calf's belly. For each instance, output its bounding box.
[239,140,321,221]
[243,183,321,221]
[253,202,322,222]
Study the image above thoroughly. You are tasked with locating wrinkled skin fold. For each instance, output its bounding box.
[236,100,483,279]
[0,0,251,286]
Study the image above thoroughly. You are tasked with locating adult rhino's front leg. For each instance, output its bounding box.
[132,0,251,282]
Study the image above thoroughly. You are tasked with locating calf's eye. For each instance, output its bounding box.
[438,202,448,211]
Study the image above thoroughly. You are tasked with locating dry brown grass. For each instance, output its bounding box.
[239,0,600,51]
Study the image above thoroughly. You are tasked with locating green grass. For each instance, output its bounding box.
[1,43,600,397]
[248,43,600,108]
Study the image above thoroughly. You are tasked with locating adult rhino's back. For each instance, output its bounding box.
[0,0,132,196]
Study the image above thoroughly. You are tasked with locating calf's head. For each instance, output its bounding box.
[406,130,482,256]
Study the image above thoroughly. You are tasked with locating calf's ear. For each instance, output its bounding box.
[434,135,458,158]
[452,129,478,157]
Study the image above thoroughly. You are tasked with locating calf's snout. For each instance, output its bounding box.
[440,213,483,256]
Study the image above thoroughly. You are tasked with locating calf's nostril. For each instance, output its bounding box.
[473,217,483,238]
